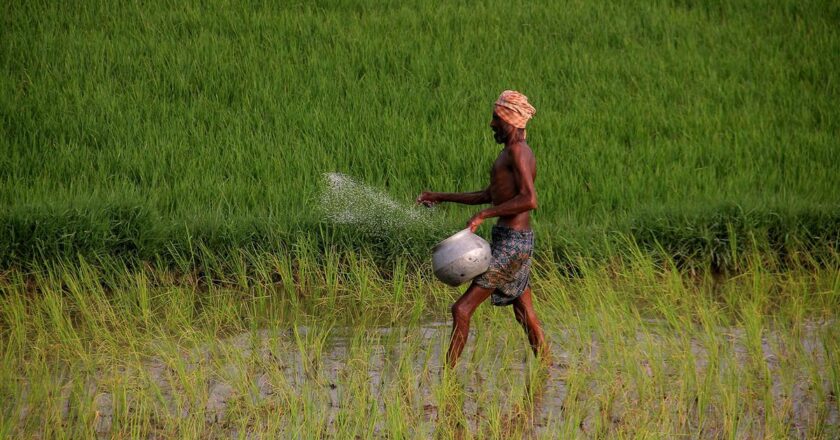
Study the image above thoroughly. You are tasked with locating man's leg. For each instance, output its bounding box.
[512,288,550,362]
[447,281,493,369]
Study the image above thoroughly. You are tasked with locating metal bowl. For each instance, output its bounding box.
[432,229,491,286]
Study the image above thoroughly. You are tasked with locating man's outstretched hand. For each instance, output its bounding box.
[467,212,485,233]
[416,191,439,207]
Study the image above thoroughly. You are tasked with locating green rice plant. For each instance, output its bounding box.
[1,0,838,265]
[2,246,838,437]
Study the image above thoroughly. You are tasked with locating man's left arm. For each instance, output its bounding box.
[467,145,537,232]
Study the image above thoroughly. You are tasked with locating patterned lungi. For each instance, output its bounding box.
[473,225,534,306]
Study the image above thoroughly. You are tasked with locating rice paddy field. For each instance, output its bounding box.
[1,0,839,438]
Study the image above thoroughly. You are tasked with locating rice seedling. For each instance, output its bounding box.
[1,248,837,438]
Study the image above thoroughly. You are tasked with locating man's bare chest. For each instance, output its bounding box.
[489,155,517,199]
[491,147,518,177]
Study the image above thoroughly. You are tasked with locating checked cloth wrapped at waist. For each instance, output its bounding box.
[474,225,534,306]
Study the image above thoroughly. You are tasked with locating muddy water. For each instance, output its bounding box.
[24,320,839,439]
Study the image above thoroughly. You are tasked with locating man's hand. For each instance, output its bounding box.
[416,191,439,207]
[466,212,485,233]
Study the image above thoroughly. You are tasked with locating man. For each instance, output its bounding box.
[417,90,549,368]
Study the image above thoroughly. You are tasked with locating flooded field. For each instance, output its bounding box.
[8,317,840,438]
[2,254,839,438]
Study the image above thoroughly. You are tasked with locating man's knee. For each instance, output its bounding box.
[451,301,472,323]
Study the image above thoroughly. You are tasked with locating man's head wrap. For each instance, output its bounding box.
[494,90,536,129]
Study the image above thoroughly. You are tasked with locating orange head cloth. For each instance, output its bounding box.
[494,90,536,129]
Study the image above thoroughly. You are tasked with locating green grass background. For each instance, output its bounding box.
[1,0,838,265]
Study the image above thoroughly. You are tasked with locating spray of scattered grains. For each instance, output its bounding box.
[318,172,442,236]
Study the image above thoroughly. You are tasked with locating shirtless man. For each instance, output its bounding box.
[417,90,549,368]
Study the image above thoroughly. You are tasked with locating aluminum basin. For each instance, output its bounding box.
[432,229,491,287]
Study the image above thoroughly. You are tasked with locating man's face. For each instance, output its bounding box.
[490,111,508,144]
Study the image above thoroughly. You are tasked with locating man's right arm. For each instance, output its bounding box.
[417,187,491,206]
